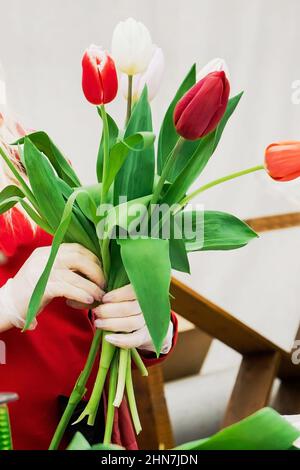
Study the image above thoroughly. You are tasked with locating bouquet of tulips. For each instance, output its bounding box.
[1,17,286,448]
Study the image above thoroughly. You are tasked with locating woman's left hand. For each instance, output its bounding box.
[93,284,173,354]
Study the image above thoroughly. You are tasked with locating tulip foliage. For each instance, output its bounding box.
[67,408,300,451]
[0,18,268,449]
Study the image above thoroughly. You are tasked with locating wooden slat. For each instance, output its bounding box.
[133,365,174,450]
[222,351,280,428]
[245,212,300,233]
[170,278,285,355]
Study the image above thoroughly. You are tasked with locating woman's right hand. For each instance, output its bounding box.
[0,243,105,331]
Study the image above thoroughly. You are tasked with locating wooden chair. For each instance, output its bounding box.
[133,212,300,449]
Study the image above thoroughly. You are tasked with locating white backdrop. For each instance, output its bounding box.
[1,0,300,353]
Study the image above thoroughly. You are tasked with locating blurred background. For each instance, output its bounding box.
[1,0,300,443]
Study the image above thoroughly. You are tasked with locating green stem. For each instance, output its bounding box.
[126,75,133,125]
[125,354,142,435]
[0,145,39,212]
[103,352,119,444]
[131,348,148,377]
[113,348,129,407]
[73,333,115,426]
[100,105,109,206]
[150,137,184,209]
[176,165,265,212]
[48,329,102,450]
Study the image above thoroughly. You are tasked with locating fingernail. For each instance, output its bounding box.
[86,295,94,304]
[105,335,118,345]
[94,319,104,328]
[95,289,105,301]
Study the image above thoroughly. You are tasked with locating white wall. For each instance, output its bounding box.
[1,0,300,352]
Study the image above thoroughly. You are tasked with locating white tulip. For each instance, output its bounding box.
[197,58,230,82]
[120,46,164,102]
[111,17,154,75]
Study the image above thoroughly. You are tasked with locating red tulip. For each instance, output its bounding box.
[265,141,300,181]
[82,45,118,105]
[174,71,230,140]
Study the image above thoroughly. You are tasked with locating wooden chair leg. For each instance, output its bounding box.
[133,364,174,450]
[273,379,300,414]
[222,351,280,428]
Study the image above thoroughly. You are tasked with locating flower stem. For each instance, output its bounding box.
[150,137,184,209]
[126,353,142,435]
[100,104,109,206]
[113,348,129,407]
[126,75,133,125]
[176,164,265,212]
[131,348,148,377]
[103,352,118,444]
[48,328,102,450]
[73,333,115,426]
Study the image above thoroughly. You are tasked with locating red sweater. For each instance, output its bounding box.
[0,209,178,450]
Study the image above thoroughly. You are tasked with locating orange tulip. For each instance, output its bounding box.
[265,141,300,181]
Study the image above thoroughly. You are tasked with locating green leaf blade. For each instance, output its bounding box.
[117,238,171,355]
[114,87,155,203]
[175,408,300,450]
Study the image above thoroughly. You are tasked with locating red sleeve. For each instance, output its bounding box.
[0,208,52,257]
[138,311,178,367]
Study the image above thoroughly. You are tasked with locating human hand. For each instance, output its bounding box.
[93,284,173,354]
[0,243,105,330]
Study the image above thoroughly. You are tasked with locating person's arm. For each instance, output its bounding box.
[92,284,177,360]
[0,243,105,333]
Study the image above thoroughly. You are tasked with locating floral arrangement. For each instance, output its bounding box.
[0,17,299,449]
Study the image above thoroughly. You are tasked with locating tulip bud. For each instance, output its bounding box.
[111,17,154,75]
[82,45,118,105]
[174,71,230,141]
[265,141,300,181]
[197,57,230,82]
[120,46,164,102]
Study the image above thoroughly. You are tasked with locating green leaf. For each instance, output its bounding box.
[0,185,25,214]
[168,215,190,273]
[157,64,199,182]
[67,432,91,450]
[169,236,190,273]
[97,113,119,183]
[114,87,155,203]
[175,408,300,450]
[15,131,81,187]
[102,131,155,197]
[117,237,171,355]
[180,210,258,251]
[66,431,124,450]
[23,138,66,230]
[212,91,243,153]
[99,194,152,242]
[24,189,93,329]
[0,405,13,450]
[163,93,243,206]
[24,139,98,253]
